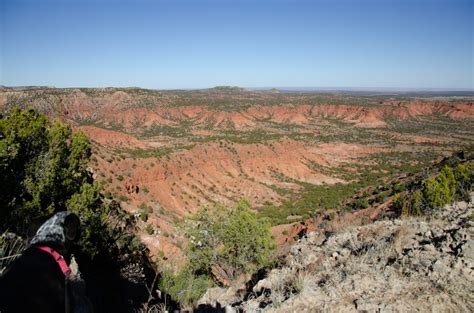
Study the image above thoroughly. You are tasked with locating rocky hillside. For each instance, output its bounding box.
[200,197,474,312]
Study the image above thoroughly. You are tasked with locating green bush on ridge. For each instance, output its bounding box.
[186,200,274,280]
[158,199,275,307]
[158,267,213,309]
[393,163,473,216]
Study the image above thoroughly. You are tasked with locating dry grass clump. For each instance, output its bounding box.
[253,266,318,310]
[391,220,416,255]
[134,303,167,313]
[0,232,26,274]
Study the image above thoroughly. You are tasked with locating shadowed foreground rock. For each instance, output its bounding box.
[201,197,474,312]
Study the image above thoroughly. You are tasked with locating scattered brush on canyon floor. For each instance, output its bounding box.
[259,150,441,225]
[115,144,195,160]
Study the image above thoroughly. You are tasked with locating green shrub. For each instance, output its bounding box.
[401,190,424,216]
[392,183,406,194]
[140,213,149,222]
[67,182,110,257]
[392,193,404,212]
[453,163,474,201]
[185,200,274,282]
[394,160,473,216]
[422,177,450,210]
[158,267,213,308]
[439,166,456,198]
[145,224,154,235]
[375,191,388,203]
[139,203,153,214]
[0,108,91,231]
[352,197,369,210]
[0,108,139,259]
[118,195,129,202]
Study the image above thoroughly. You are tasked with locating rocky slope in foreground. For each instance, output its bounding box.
[200,198,474,312]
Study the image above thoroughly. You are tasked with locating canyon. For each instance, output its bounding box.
[1,87,473,260]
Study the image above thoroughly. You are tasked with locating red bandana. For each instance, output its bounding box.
[33,245,72,277]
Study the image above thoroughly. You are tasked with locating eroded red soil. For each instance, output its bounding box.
[2,88,473,259]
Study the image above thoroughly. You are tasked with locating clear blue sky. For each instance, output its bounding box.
[1,0,472,89]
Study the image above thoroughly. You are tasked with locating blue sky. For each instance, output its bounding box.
[1,0,472,89]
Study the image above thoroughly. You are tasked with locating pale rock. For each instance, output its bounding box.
[461,239,474,259]
[212,200,474,312]
[423,244,436,252]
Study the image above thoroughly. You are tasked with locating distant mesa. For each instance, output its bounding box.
[206,86,247,93]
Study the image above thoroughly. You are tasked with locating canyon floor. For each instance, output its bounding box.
[1,86,473,261]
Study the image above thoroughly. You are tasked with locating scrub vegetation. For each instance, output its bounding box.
[0,108,143,260]
[158,200,274,307]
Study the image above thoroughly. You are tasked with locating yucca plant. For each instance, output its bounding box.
[0,232,26,274]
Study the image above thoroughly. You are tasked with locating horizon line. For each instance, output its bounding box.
[2,85,473,92]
